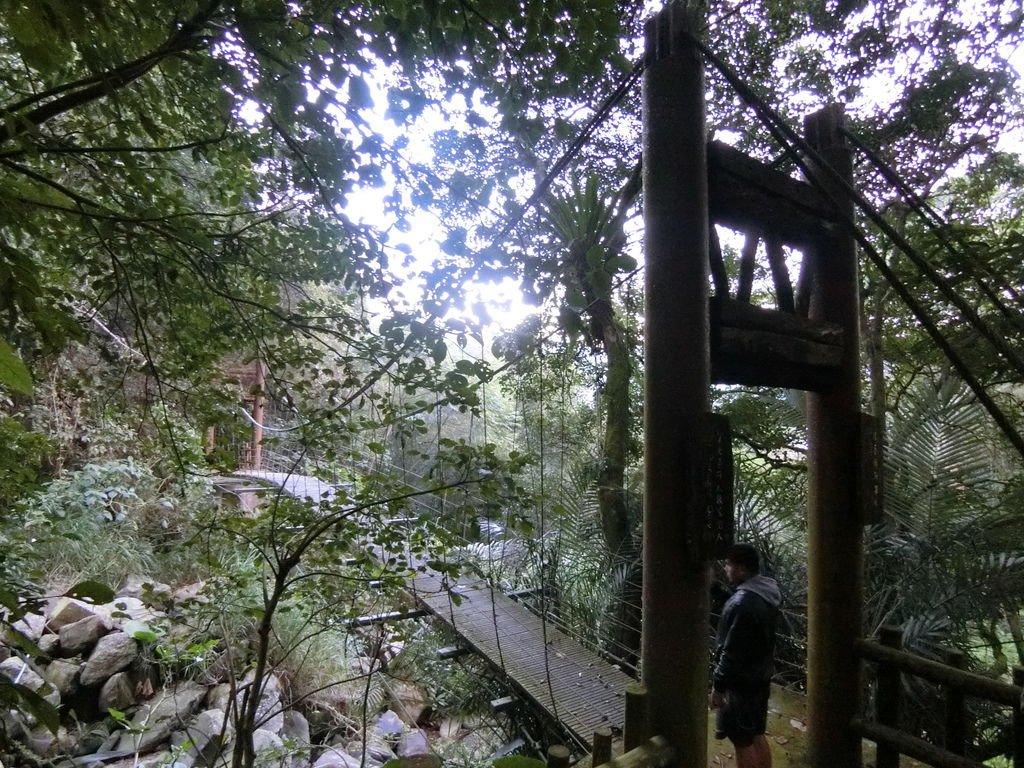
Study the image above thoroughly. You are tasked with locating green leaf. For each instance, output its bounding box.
[606,254,638,273]
[0,680,59,734]
[4,629,44,658]
[64,580,115,605]
[0,338,32,395]
[585,244,605,268]
[124,620,158,643]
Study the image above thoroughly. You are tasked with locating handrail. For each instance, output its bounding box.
[546,686,674,768]
[849,719,983,768]
[855,626,1024,768]
[592,736,674,768]
[855,638,1020,706]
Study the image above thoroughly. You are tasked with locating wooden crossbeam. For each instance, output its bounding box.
[707,140,840,247]
[436,646,470,660]
[343,609,429,628]
[490,696,517,713]
[710,296,844,391]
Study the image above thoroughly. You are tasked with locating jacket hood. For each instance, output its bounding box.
[738,574,782,609]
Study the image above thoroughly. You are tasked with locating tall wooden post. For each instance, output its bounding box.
[642,5,711,767]
[250,359,265,471]
[875,626,903,768]
[804,104,863,768]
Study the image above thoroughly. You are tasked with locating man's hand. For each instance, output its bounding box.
[709,690,725,709]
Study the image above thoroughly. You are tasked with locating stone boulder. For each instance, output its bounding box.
[388,681,430,725]
[214,672,284,735]
[98,671,135,712]
[81,632,138,687]
[104,750,176,768]
[46,598,95,631]
[118,576,173,608]
[396,730,430,758]
[23,724,71,758]
[374,709,404,737]
[172,581,208,605]
[0,657,58,705]
[314,746,366,768]
[348,736,394,766]
[43,659,81,698]
[177,707,233,767]
[59,614,113,656]
[252,728,285,761]
[281,709,310,747]
[37,634,60,656]
[11,612,46,642]
[114,680,207,753]
[95,597,161,630]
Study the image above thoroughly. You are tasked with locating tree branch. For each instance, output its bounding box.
[0,1,224,146]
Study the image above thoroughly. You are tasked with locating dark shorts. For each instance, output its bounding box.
[714,684,770,747]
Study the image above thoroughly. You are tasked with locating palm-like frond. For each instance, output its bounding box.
[885,373,1000,535]
[542,175,618,250]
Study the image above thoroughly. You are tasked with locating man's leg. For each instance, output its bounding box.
[733,735,771,768]
[752,734,772,768]
[733,742,759,768]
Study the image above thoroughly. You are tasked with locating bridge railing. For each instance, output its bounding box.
[543,684,674,768]
[854,625,1024,768]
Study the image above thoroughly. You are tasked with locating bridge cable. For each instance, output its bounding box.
[689,33,1024,461]
[489,61,645,249]
[840,125,1024,327]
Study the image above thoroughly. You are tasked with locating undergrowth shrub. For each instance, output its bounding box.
[14,459,209,590]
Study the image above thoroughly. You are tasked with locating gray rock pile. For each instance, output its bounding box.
[0,580,439,768]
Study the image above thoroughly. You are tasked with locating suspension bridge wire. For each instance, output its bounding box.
[488,61,646,249]
[688,33,1024,461]
[259,62,649,731]
[432,403,470,639]
[841,125,1024,326]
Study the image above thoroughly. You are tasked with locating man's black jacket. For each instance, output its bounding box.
[712,574,782,692]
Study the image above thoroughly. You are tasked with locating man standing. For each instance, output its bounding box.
[709,543,781,768]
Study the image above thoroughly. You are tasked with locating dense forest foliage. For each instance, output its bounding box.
[1,0,1023,766]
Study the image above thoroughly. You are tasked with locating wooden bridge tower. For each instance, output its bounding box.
[642,5,863,768]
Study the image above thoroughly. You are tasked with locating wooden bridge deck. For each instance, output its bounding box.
[410,570,634,748]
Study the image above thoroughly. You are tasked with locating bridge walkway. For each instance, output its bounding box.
[410,568,634,749]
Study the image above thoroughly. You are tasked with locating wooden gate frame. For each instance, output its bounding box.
[641,6,863,768]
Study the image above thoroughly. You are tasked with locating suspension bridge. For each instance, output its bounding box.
[222,468,636,752]
[211,4,1024,767]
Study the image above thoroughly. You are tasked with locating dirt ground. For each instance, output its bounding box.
[707,684,809,768]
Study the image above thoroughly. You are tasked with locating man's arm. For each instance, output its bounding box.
[712,594,754,692]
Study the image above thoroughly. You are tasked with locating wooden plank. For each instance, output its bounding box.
[710,296,845,390]
[436,646,469,660]
[714,296,842,345]
[707,140,840,246]
[344,609,428,628]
